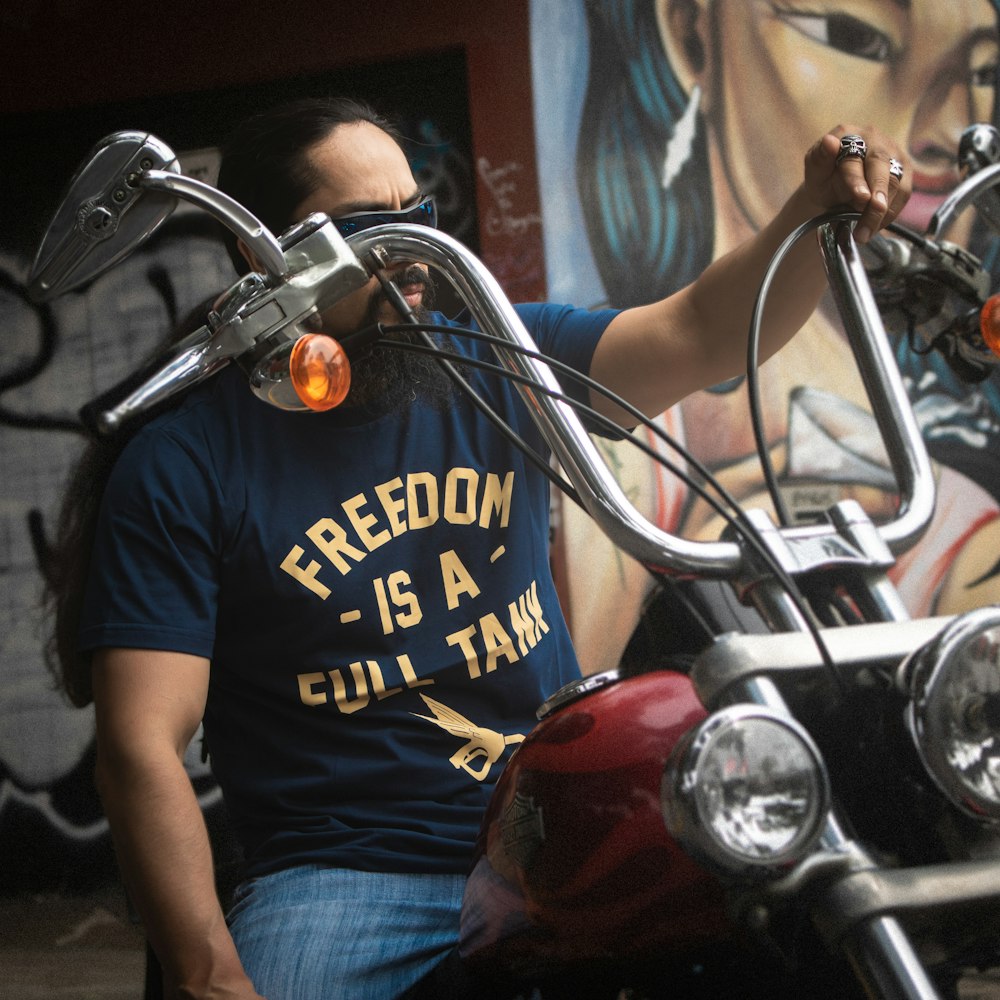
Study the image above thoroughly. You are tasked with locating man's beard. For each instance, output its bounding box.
[343,265,461,411]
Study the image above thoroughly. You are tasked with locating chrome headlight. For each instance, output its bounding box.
[901,607,1000,822]
[662,705,830,877]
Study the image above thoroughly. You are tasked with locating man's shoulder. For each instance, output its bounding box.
[429,301,617,330]
[116,366,250,464]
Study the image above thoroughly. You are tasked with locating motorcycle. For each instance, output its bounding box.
[29,126,1000,999]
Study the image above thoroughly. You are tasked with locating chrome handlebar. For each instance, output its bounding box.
[30,129,963,579]
[352,224,742,576]
[818,222,936,555]
[351,220,936,577]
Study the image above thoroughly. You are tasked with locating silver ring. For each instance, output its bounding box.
[837,134,867,165]
[889,157,904,181]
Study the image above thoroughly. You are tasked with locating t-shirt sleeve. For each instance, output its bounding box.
[515,301,623,434]
[79,424,225,659]
[517,302,617,381]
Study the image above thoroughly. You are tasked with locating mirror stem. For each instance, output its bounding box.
[138,170,287,278]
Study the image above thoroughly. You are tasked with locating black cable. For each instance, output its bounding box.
[377,328,846,691]
[367,214,953,689]
[371,270,585,508]
[384,322,773,534]
[744,212,856,528]
[746,213,936,530]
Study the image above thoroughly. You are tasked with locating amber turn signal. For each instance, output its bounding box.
[980,294,1000,359]
[289,334,351,411]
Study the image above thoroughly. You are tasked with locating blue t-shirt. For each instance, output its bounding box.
[81,303,618,877]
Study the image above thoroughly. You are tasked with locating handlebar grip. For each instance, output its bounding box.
[79,325,214,436]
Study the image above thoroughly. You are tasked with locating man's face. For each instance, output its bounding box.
[293,121,433,337]
[291,120,453,409]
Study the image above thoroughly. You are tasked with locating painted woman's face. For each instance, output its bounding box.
[702,0,998,232]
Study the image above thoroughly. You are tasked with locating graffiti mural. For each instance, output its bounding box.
[0,216,233,891]
[531,0,1000,674]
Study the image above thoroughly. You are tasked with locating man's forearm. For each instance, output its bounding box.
[97,751,254,996]
[590,129,907,422]
[686,184,833,377]
[590,185,833,423]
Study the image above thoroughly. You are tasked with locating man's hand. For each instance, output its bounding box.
[164,970,267,1000]
[803,126,911,244]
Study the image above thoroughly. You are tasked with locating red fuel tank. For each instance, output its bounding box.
[460,669,733,976]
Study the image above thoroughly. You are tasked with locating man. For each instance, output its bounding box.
[55,97,908,998]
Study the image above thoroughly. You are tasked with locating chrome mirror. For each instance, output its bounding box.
[29,131,181,300]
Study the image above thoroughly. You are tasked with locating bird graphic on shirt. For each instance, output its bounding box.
[411,694,525,781]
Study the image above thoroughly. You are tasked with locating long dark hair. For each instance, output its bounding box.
[43,297,217,707]
[45,96,400,705]
[42,436,123,707]
[216,96,402,273]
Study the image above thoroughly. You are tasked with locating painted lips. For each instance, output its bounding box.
[899,168,961,231]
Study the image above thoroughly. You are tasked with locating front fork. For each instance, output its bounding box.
[736,675,941,1000]
[704,496,945,999]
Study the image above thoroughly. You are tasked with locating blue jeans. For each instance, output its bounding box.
[226,865,466,1000]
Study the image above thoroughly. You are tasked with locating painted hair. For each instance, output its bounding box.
[577,0,713,307]
[216,96,402,273]
[578,0,1000,303]
[578,0,1000,502]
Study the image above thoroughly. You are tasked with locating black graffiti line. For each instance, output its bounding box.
[0,270,55,390]
[0,268,85,433]
[0,776,223,841]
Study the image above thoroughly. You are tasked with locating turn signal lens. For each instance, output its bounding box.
[290,334,351,411]
[980,294,1000,359]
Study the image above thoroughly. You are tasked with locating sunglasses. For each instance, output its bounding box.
[330,195,438,239]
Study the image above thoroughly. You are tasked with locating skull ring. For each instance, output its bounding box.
[836,134,868,165]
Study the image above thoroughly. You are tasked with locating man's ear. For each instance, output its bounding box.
[655,0,712,110]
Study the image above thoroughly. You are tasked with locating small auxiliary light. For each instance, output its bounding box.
[980,294,1000,359]
[246,328,353,413]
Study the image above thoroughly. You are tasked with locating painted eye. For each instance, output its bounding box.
[970,61,999,88]
[776,10,893,63]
